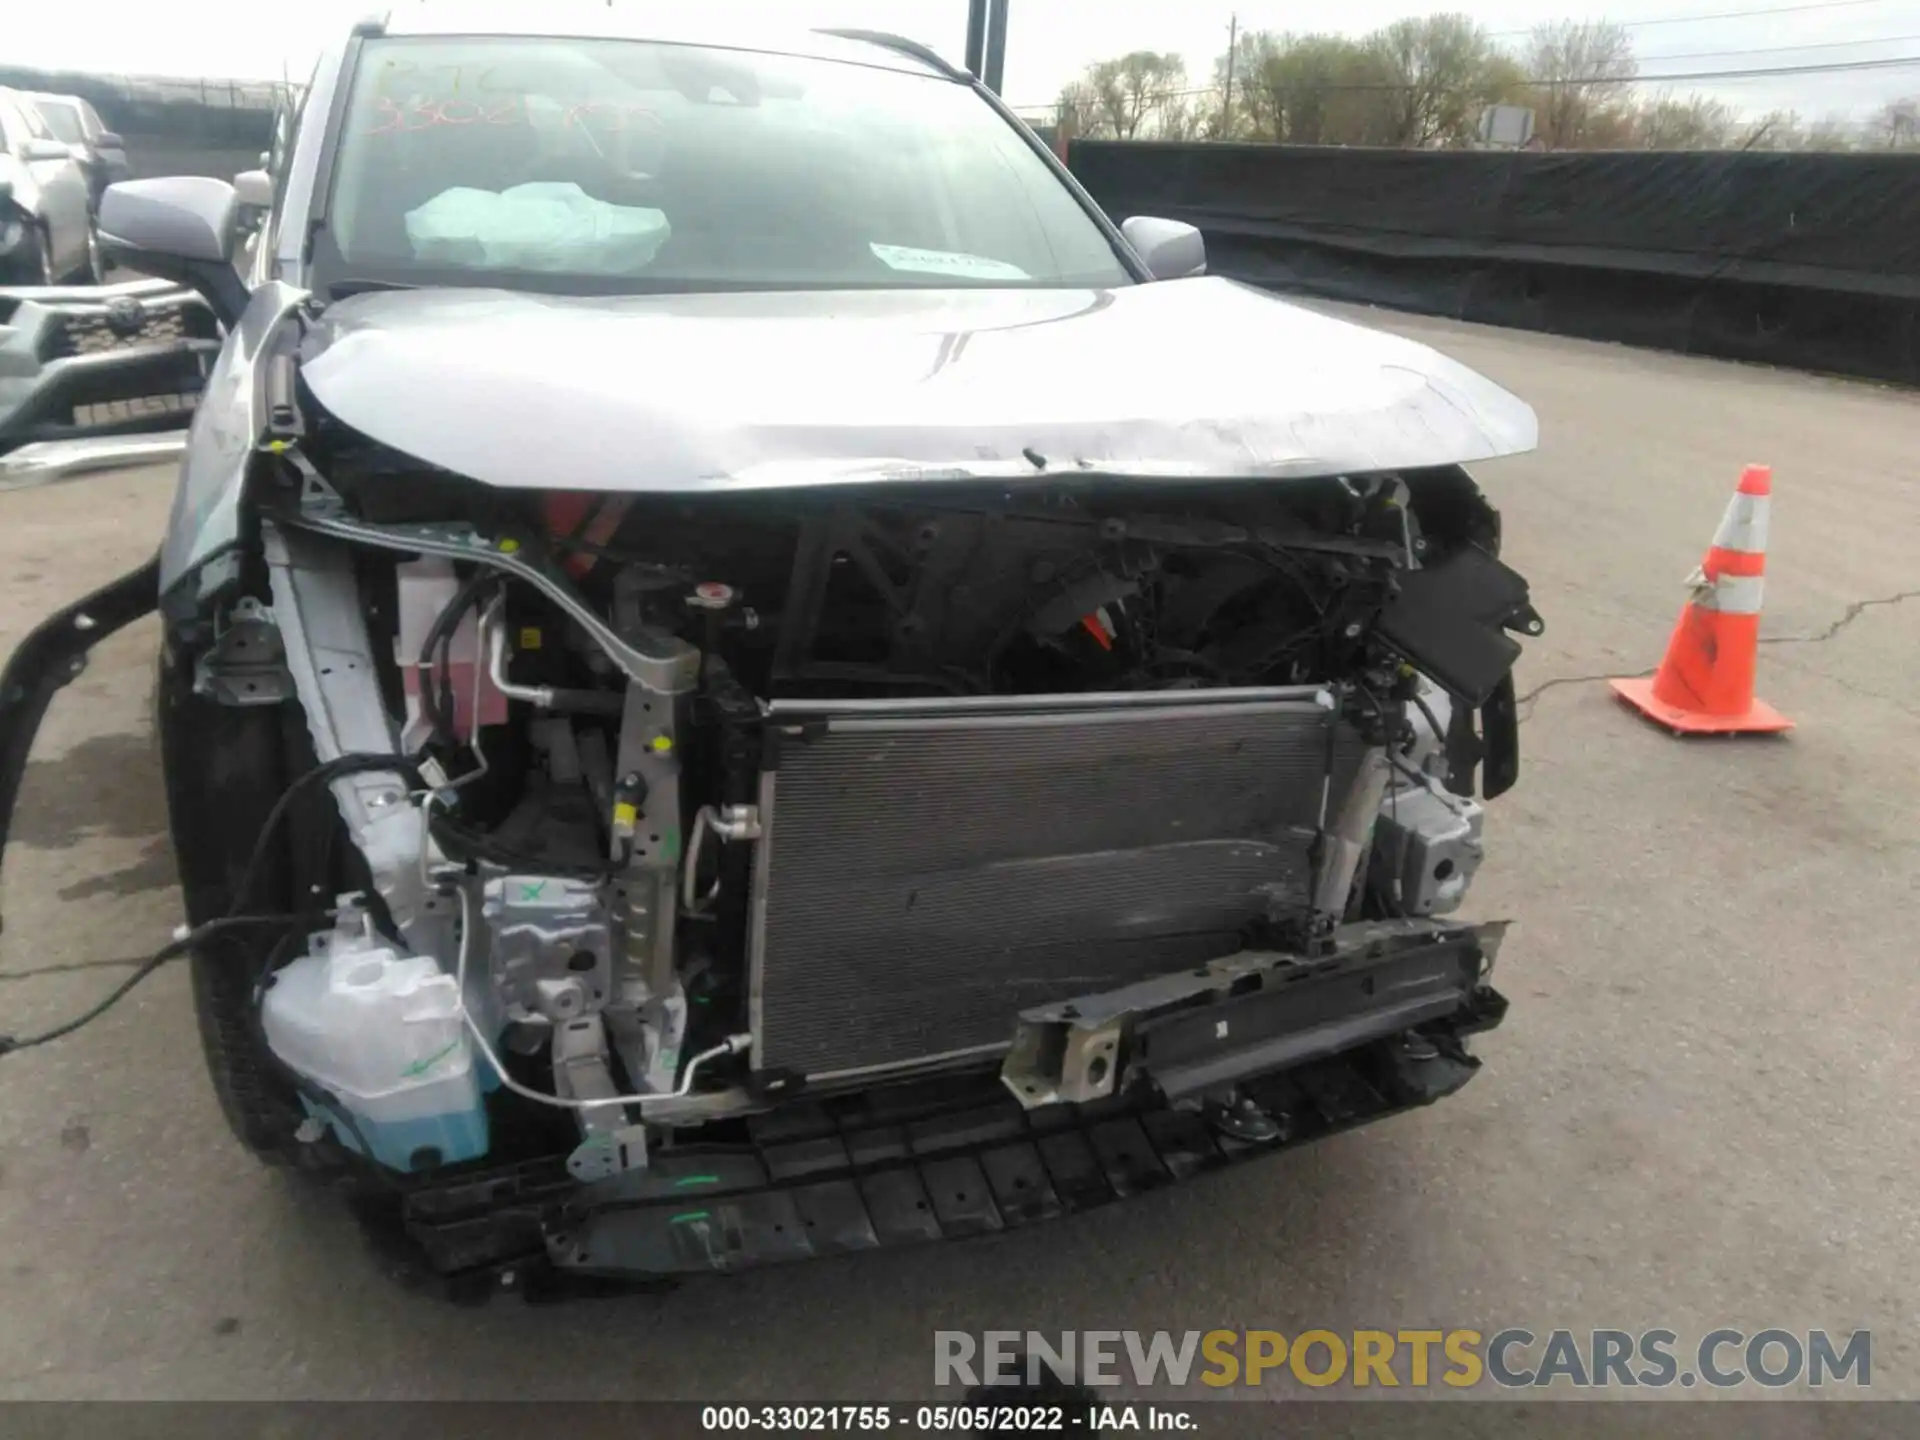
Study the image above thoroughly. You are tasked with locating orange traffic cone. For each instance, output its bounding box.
[1610,464,1793,735]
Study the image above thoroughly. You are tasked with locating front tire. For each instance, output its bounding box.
[156,644,304,1163]
[0,225,54,286]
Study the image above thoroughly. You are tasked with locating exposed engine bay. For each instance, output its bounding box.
[225,425,1537,1199]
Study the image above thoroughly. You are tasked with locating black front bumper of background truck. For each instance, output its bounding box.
[386,922,1507,1301]
[0,279,218,452]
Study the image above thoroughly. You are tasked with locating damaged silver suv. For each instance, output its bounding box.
[0,13,1540,1296]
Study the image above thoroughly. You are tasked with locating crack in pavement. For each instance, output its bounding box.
[1513,587,1920,724]
[1759,587,1920,646]
[1517,669,1648,726]
[0,956,144,983]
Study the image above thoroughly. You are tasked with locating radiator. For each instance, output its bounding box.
[747,689,1357,1082]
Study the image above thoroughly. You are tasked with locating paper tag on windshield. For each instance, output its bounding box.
[869,244,1030,281]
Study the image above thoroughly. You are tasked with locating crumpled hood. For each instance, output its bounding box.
[300,278,1537,493]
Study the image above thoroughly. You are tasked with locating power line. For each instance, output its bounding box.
[1641,32,1920,62]
[1488,0,1889,38]
[1547,52,1920,83]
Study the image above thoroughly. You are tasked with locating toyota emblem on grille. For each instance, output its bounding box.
[103,295,147,338]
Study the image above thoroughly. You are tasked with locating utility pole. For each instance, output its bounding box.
[966,0,1010,95]
[1220,12,1238,139]
[983,0,1011,96]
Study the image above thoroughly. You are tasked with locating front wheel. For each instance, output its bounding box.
[156,644,304,1164]
[0,225,54,286]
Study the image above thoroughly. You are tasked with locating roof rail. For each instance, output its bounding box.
[351,10,387,39]
[813,29,968,82]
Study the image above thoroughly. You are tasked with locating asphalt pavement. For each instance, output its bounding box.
[0,311,1914,1400]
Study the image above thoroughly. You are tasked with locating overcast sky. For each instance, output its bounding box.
[10,0,1920,121]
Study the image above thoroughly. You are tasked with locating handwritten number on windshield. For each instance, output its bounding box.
[366,96,526,133]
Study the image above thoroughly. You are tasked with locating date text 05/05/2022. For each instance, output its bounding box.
[700,1404,1194,1432]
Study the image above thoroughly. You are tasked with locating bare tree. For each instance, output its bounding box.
[1213,32,1384,145]
[1874,97,1920,148]
[1085,52,1189,141]
[1077,19,1876,154]
[1301,35,1394,146]
[1156,91,1210,141]
[1732,109,1807,151]
[1634,93,1735,150]
[1367,14,1513,148]
[1798,114,1856,151]
[1054,79,1108,142]
[1214,30,1286,140]
[1525,20,1638,149]
[1480,53,1530,108]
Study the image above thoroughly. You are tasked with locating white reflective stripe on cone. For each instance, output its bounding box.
[1712,494,1770,556]
[1701,573,1766,614]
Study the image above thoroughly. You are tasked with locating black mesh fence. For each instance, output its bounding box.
[1070,139,1920,385]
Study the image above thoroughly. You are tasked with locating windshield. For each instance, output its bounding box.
[319,37,1131,295]
[34,101,83,145]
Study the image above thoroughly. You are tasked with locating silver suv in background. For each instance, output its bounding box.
[0,87,99,284]
[27,93,132,214]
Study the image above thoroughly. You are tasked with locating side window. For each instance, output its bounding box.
[267,88,308,247]
[34,102,83,146]
[0,97,26,155]
[269,104,298,201]
[16,100,52,141]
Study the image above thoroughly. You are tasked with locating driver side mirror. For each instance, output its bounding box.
[1120,216,1207,281]
[98,177,247,326]
[95,132,125,150]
